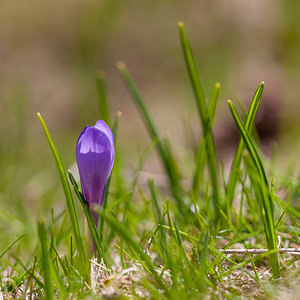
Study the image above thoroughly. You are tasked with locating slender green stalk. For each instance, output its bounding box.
[117,62,184,215]
[49,247,69,299]
[37,113,87,273]
[149,178,162,224]
[100,212,169,295]
[227,101,268,188]
[0,233,25,260]
[193,83,220,193]
[198,232,209,293]
[227,100,279,278]
[38,220,54,300]
[178,22,220,221]
[226,82,264,219]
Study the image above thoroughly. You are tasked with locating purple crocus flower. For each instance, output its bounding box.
[76,120,114,224]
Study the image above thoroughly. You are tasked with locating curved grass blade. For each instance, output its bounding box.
[227,101,268,188]
[227,100,279,278]
[117,62,184,215]
[0,233,25,260]
[193,82,220,193]
[37,113,86,273]
[216,248,279,280]
[226,82,264,217]
[178,22,220,221]
[100,211,169,295]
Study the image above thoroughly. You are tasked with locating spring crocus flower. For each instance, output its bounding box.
[76,120,114,224]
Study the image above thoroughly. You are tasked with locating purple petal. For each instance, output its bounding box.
[76,120,115,224]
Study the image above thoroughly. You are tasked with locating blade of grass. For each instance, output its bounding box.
[37,224,68,299]
[198,232,209,293]
[226,82,264,219]
[149,178,162,225]
[50,209,55,256]
[117,62,184,215]
[227,100,279,278]
[0,233,25,260]
[245,248,260,282]
[178,22,220,221]
[49,249,69,299]
[100,211,169,294]
[271,179,300,219]
[148,179,176,280]
[193,82,220,193]
[37,220,54,300]
[216,248,279,280]
[37,113,86,273]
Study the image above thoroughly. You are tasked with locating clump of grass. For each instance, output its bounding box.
[0,22,299,299]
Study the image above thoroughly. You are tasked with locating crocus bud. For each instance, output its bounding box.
[76,120,115,224]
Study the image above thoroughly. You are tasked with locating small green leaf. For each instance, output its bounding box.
[37,113,87,274]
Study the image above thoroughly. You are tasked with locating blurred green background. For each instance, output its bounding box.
[0,0,299,226]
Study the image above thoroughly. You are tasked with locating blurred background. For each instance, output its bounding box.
[0,0,299,226]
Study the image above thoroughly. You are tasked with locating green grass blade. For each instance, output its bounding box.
[178,22,220,220]
[68,171,109,269]
[208,83,220,125]
[49,248,69,299]
[117,62,184,215]
[50,209,55,256]
[100,212,169,294]
[149,178,162,224]
[37,113,86,273]
[198,232,209,293]
[227,100,279,278]
[148,179,172,265]
[227,101,268,187]
[193,83,220,193]
[38,219,54,300]
[0,233,25,260]
[216,248,279,280]
[226,82,264,213]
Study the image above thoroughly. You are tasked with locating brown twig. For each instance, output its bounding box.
[220,248,300,256]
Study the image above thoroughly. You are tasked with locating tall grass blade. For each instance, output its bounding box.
[193,83,220,193]
[227,100,279,278]
[38,220,54,300]
[227,101,268,188]
[37,113,87,272]
[178,22,220,221]
[226,82,264,216]
[148,178,172,265]
[117,62,184,215]
[198,232,209,293]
